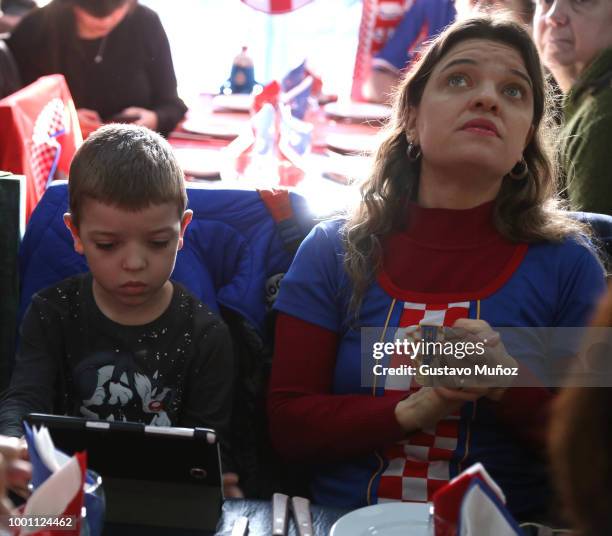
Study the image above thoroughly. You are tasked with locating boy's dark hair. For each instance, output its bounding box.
[69,0,132,18]
[68,124,187,227]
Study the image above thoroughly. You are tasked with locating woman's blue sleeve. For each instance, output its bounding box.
[273,221,347,332]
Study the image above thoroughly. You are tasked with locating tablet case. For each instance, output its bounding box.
[24,413,223,532]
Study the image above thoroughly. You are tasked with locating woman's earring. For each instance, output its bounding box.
[508,158,529,180]
[407,142,422,162]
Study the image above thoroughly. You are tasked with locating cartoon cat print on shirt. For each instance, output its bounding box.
[73,351,175,426]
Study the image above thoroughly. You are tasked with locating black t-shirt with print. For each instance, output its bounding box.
[0,273,234,446]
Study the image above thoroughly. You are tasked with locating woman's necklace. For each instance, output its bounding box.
[94,35,108,64]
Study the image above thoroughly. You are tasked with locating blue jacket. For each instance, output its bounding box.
[19,182,314,338]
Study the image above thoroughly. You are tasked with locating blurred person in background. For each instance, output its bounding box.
[0,0,35,32]
[7,0,186,137]
[364,0,534,103]
[0,39,20,98]
[549,286,612,536]
[533,0,612,215]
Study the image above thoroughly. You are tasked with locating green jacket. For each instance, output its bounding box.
[561,47,612,215]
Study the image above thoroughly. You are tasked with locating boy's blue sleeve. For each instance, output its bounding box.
[274,222,346,333]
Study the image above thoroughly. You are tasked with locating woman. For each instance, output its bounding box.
[268,15,605,522]
[7,0,186,137]
[533,0,612,215]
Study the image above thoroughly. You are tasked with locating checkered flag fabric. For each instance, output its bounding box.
[28,97,65,200]
[377,301,470,502]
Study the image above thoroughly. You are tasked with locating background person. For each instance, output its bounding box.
[549,286,612,536]
[0,39,19,98]
[0,0,35,33]
[364,0,534,104]
[269,15,605,521]
[7,0,187,137]
[533,0,612,215]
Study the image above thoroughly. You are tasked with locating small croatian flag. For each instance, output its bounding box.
[281,61,307,92]
[281,75,313,120]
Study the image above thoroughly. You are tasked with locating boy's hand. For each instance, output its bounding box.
[0,436,32,509]
[222,472,244,498]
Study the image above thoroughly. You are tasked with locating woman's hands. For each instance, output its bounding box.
[394,385,485,433]
[447,318,518,399]
[77,108,102,138]
[119,107,158,130]
[394,319,517,433]
[77,107,159,138]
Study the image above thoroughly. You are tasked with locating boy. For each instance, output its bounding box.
[0,125,234,449]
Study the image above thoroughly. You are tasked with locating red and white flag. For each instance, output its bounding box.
[241,0,313,14]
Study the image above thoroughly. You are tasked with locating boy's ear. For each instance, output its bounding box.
[63,213,84,255]
[177,209,193,251]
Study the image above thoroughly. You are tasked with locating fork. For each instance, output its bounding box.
[292,496,314,536]
[230,515,249,536]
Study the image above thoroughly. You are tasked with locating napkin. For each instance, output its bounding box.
[458,479,523,536]
[21,452,86,536]
[432,462,506,536]
[23,423,104,536]
[278,104,313,166]
[253,81,281,113]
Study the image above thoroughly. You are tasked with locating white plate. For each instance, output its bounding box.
[325,133,378,155]
[173,147,224,179]
[181,118,246,139]
[212,93,254,112]
[330,503,431,536]
[324,101,391,122]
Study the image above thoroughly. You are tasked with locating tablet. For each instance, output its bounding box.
[24,413,223,532]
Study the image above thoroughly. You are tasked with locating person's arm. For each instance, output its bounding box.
[0,41,21,98]
[180,319,234,442]
[268,314,481,462]
[564,105,612,214]
[180,317,239,496]
[0,299,59,437]
[268,313,408,461]
[363,0,427,103]
[5,7,49,86]
[492,366,553,452]
[143,11,187,136]
[493,243,606,451]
